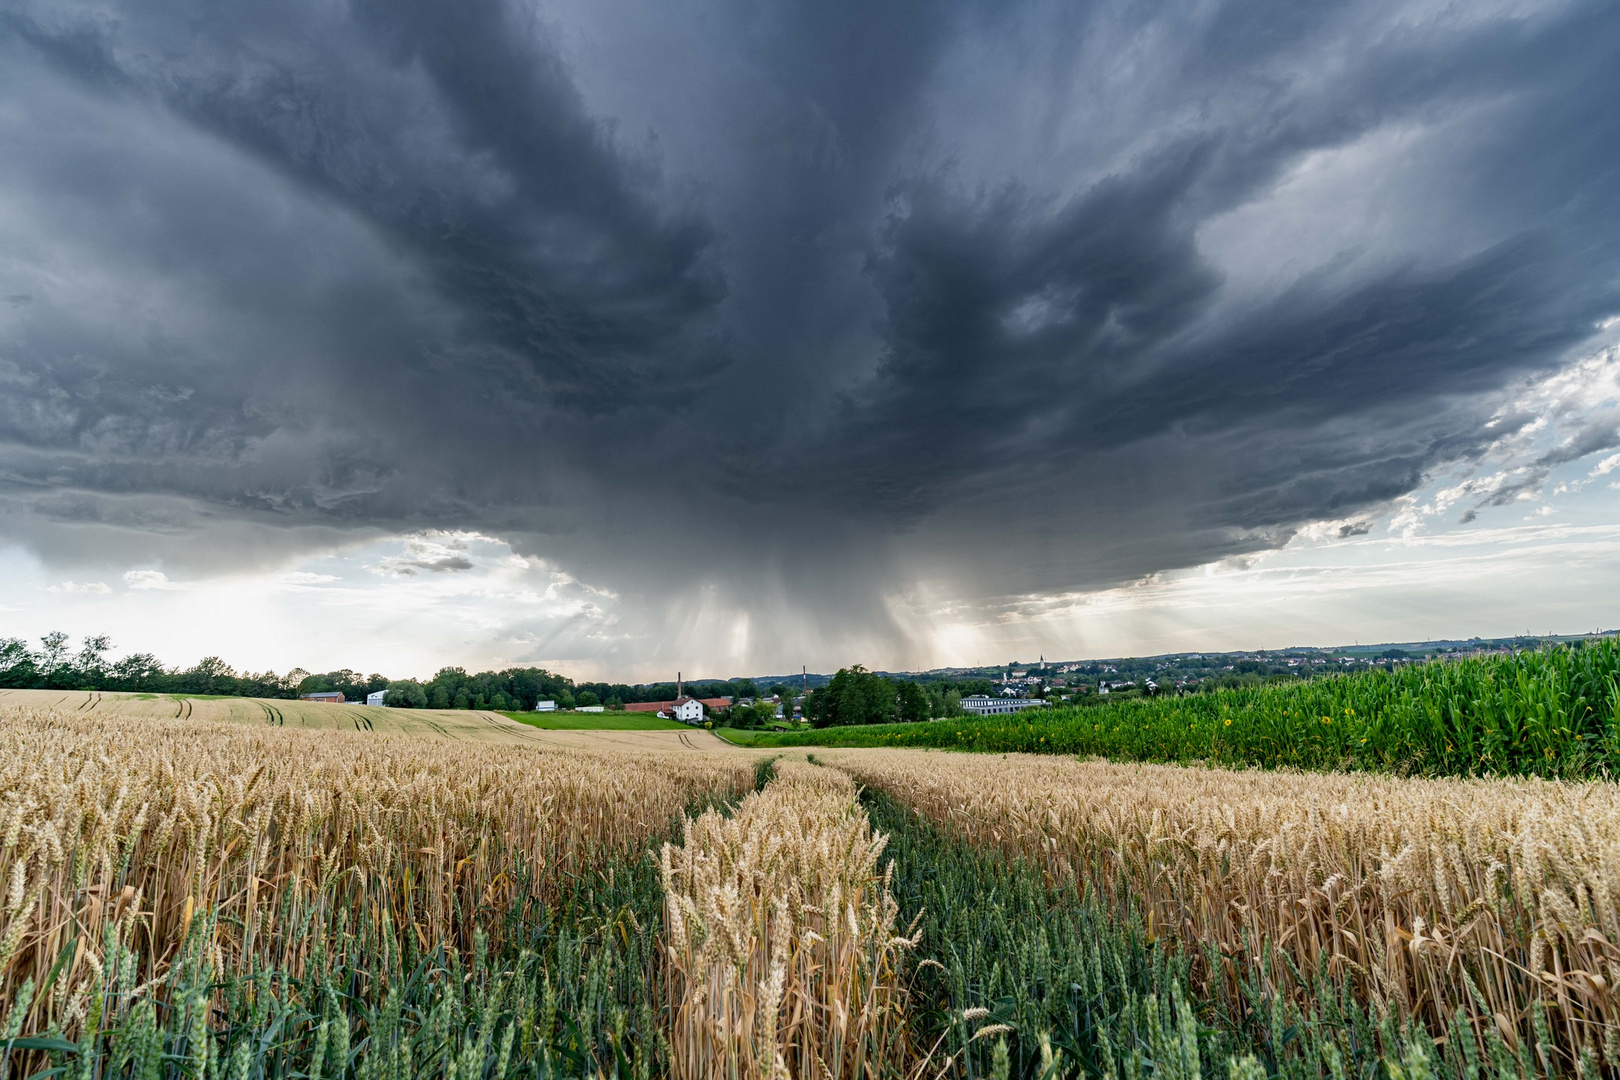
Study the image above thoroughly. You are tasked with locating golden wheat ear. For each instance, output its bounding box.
[660,759,917,1080]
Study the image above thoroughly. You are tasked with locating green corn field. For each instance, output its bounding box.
[740,639,1620,779]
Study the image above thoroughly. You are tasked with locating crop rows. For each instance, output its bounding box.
[827,748,1620,1076]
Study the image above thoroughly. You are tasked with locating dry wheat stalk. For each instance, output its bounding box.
[661,760,916,1080]
[0,705,757,1037]
[824,748,1620,1068]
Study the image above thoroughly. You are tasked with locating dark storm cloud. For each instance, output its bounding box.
[1,0,1618,643]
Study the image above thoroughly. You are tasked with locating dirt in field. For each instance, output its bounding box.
[0,688,738,750]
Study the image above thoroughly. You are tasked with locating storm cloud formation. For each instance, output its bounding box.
[1,0,1617,660]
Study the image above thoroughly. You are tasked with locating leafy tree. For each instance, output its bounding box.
[805,666,898,728]
[183,656,237,695]
[897,679,930,723]
[282,669,311,697]
[731,701,777,729]
[429,685,451,709]
[39,631,73,688]
[0,638,38,687]
[110,653,166,690]
[75,635,112,685]
[605,696,624,711]
[491,691,511,710]
[576,690,600,707]
[383,680,428,708]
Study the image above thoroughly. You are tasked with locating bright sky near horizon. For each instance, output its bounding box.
[2,0,1618,681]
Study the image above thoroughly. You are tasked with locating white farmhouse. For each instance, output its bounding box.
[669,695,705,724]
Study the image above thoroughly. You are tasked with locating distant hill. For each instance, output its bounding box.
[744,630,1620,687]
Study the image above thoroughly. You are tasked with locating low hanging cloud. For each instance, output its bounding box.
[1,0,1618,666]
[123,570,176,591]
[47,580,112,595]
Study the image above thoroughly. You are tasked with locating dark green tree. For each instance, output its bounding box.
[897,680,930,723]
[383,679,428,708]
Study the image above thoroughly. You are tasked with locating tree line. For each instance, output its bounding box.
[0,632,762,711]
[800,666,996,727]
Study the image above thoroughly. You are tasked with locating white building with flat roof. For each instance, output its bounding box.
[961,696,1044,716]
[534,700,557,712]
[366,690,387,706]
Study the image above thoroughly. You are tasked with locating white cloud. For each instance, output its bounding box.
[124,569,174,590]
[281,571,338,584]
[1592,452,1620,476]
[47,580,111,594]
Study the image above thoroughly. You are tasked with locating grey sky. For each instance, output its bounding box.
[1,0,1617,675]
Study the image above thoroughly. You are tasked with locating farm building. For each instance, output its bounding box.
[303,691,345,704]
[365,690,386,706]
[667,696,704,723]
[622,674,729,723]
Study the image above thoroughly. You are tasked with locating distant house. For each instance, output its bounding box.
[668,696,704,724]
[576,705,604,714]
[303,691,345,704]
[365,690,387,706]
[961,696,1044,716]
[534,700,557,712]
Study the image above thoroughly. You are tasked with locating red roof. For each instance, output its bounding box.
[624,696,732,713]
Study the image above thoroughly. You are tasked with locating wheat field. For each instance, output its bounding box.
[0,688,736,750]
[0,705,756,1041]
[7,701,1620,1078]
[823,748,1620,1071]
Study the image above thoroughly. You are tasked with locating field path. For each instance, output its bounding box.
[0,688,744,750]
